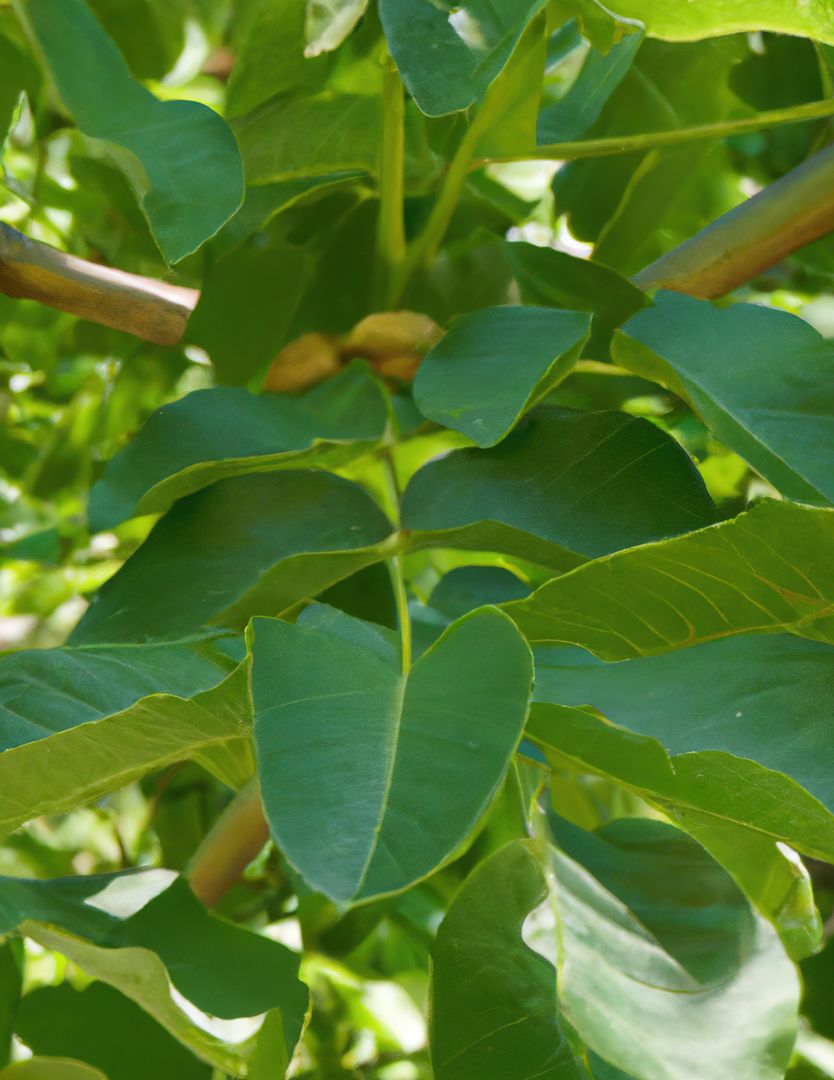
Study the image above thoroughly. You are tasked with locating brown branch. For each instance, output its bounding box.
[185,778,269,908]
[0,223,197,346]
[633,143,834,297]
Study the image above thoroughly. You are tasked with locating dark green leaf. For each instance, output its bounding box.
[615,293,834,505]
[16,0,243,262]
[530,633,834,863]
[537,30,641,143]
[88,364,389,529]
[379,0,547,116]
[0,638,250,838]
[402,406,716,569]
[507,499,834,654]
[76,471,394,643]
[251,605,532,902]
[15,983,210,1080]
[413,307,591,446]
[431,825,798,1080]
[0,870,307,1073]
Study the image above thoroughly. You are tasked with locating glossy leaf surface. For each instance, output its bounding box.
[17,0,243,261]
[414,307,590,446]
[251,606,533,902]
[76,471,394,643]
[615,292,834,505]
[0,639,248,837]
[402,407,716,569]
[431,826,798,1080]
[0,870,307,1073]
[89,365,388,529]
[507,499,834,655]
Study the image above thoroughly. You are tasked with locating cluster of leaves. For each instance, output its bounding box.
[4,1,834,1078]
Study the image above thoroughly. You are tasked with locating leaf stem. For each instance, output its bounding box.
[482,97,834,164]
[375,57,407,309]
[185,778,269,908]
[381,449,411,673]
[389,98,497,306]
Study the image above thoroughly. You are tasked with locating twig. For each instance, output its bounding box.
[0,222,197,345]
[633,142,834,297]
[185,778,269,908]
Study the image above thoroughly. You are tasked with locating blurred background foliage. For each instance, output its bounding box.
[3,1,834,1076]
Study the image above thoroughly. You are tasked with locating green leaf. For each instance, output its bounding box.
[601,0,834,45]
[431,827,799,1080]
[235,93,381,184]
[413,307,591,446]
[668,809,822,961]
[88,364,389,530]
[506,499,834,655]
[0,31,38,144]
[227,0,330,119]
[0,1062,107,1080]
[379,0,547,117]
[615,292,834,505]
[212,173,365,259]
[185,236,313,387]
[537,29,641,143]
[15,982,211,1080]
[0,638,250,838]
[76,471,394,643]
[0,869,308,1073]
[410,567,531,656]
[16,0,243,262]
[251,605,533,902]
[0,942,20,1068]
[502,240,647,325]
[305,0,369,58]
[86,0,185,80]
[430,839,586,1080]
[530,633,834,863]
[402,406,716,569]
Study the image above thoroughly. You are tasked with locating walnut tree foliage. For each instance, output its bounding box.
[3,1,834,1078]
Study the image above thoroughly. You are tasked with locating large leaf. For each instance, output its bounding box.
[88,364,389,530]
[0,869,308,1074]
[235,93,380,184]
[15,0,243,262]
[379,0,547,117]
[529,633,834,863]
[506,498,834,655]
[615,292,834,505]
[430,839,586,1080]
[15,983,211,1080]
[602,0,834,45]
[75,471,394,643]
[413,307,590,447]
[250,605,533,902]
[0,637,250,838]
[431,827,799,1080]
[402,406,716,570]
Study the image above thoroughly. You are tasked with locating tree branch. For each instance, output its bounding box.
[632,143,834,297]
[185,778,269,908]
[0,223,197,345]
